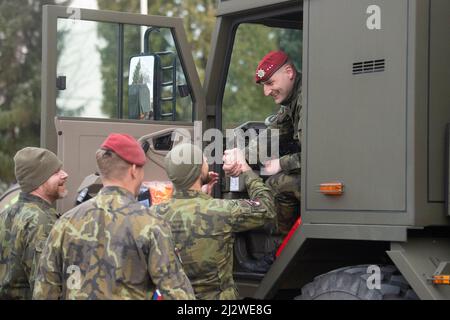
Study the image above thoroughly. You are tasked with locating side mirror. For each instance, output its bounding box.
[128,55,156,120]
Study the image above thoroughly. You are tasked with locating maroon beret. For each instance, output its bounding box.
[101,133,146,166]
[255,50,289,83]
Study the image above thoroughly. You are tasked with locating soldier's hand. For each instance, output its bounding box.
[201,171,219,195]
[262,159,281,175]
[223,149,250,176]
[223,149,236,165]
[223,162,242,177]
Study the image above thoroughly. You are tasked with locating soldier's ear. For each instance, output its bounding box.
[285,64,295,80]
[130,164,138,179]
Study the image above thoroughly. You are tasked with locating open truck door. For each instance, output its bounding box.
[40,6,206,213]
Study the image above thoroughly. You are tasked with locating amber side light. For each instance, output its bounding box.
[319,182,344,196]
[432,275,450,285]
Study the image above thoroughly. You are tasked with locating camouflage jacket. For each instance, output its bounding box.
[32,186,195,300]
[268,73,302,174]
[151,170,276,300]
[0,193,59,300]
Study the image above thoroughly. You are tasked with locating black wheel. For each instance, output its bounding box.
[297,265,419,300]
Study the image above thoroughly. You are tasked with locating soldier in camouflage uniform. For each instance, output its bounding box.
[32,133,195,300]
[150,143,276,299]
[0,147,68,299]
[229,51,302,235]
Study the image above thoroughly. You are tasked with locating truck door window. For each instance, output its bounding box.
[56,18,193,122]
[56,18,117,119]
[222,24,301,130]
[123,26,192,122]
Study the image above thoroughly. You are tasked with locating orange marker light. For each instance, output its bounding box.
[433,275,450,285]
[319,182,344,196]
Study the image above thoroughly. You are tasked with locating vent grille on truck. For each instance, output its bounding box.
[352,59,385,75]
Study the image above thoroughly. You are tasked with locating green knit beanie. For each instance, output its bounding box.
[164,143,204,190]
[14,147,62,193]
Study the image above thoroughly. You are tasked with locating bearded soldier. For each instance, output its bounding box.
[0,147,68,299]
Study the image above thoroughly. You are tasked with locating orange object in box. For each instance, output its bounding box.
[319,182,344,196]
[142,181,174,205]
[433,275,450,285]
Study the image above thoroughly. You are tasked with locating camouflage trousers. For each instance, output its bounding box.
[265,171,301,235]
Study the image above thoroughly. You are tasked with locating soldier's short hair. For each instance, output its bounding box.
[96,148,131,180]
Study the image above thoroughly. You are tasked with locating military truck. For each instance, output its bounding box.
[1,0,449,299]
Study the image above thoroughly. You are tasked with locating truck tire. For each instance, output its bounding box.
[297,265,419,300]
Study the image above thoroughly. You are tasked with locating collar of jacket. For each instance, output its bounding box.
[95,186,137,213]
[172,189,212,200]
[98,186,136,200]
[281,72,302,107]
[19,192,59,217]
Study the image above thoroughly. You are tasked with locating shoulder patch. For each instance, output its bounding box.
[244,199,261,207]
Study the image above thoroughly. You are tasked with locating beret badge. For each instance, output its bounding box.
[257,69,266,79]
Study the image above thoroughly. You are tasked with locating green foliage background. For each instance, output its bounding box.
[0,0,69,193]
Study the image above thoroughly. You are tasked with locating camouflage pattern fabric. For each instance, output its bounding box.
[266,171,301,235]
[151,170,276,300]
[32,186,195,300]
[264,74,302,235]
[268,74,302,174]
[0,193,59,300]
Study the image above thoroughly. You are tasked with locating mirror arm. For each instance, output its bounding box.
[143,27,160,54]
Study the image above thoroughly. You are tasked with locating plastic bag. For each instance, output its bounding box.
[142,181,174,205]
